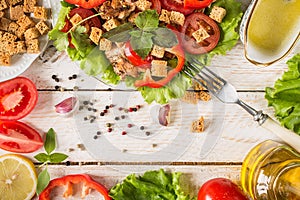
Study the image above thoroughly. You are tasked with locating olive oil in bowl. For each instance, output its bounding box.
[243,0,300,66]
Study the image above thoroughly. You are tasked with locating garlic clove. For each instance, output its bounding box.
[55,97,78,114]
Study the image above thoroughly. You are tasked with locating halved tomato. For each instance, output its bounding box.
[0,121,43,153]
[160,0,194,15]
[0,77,38,121]
[181,12,220,54]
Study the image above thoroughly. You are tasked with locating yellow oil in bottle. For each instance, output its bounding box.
[247,0,300,56]
[241,140,300,200]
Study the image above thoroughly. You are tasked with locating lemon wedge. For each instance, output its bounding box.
[0,154,37,200]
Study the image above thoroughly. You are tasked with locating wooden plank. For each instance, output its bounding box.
[2,91,283,163]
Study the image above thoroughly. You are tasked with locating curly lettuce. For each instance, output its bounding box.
[265,54,300,134]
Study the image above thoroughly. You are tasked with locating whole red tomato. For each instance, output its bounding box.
[198,178,249,200]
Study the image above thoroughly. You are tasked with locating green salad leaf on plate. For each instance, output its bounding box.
[265,54,300,134]
[109,169,194,200]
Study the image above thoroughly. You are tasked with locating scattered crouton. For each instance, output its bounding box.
[151,60,168,77]
[24,27,40,40]
[151,45,165,58]
[89,27,103,45]
[33,6,48,20]
[170,11,185,26]
[0,52,11,66]
[6,0,22,6]
[191,116,205,133]
[0,0,8,11]
[181,91,198,104]
[7,22,19,35]
[135,0,152,11]
[192,80,205,91]
[35,20,49,35]
[159,9,170,24]
[102,18,120,31]
[0,18,11,31]
[23,0,37,13]
[209,6,226,23]
[10,5,25,20]
[99,38,112,51]
[17,15,35,29]
[196,91,211,101]
[2,32,17,42]
[7,41,26,55]
[26,39,39,53]
[192,26,210,43]
[15,26,26,39]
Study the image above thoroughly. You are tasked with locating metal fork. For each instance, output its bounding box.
[183,58,300,152]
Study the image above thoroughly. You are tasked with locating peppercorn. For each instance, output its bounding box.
[122,131,127,135]
[107,128,112,132]
[100,112,105,116]
[145,131,151,136]
[93,109,97,112]
[51,75,57,79]
[54,85,60,90]
[72,74,77,79]
[96,131,101,135]
[140,126,145,130]
[115,117,120,120]
[103,109,108,113]
[66,161,71,166]
[83,101,89,105]
[68,76,73,80]
[93,135,98,139]
[105,105,110,110]
[121,115,125,119]
[84,117,88,121]
[129,107,133,112]
[106,123,112,127]
[55,78,59,82]
[88,107,92,111]
[136,105,141,109]
[127,124,133,128]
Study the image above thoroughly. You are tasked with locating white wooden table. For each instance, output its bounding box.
[1,0,299,198]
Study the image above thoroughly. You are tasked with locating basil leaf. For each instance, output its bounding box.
[102,23,133,42]
[135,10,159,31]
[130,32,153,59]
[50,153,68,163]
[152,28,178,48]
[34,153,50,163]
[44,128,56,155]
[36,169,50,195]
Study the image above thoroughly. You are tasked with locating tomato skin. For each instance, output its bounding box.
[65,0,106,9]
[0,77,38,121]
[198,178,249,200]
[150,0,161,14]
[124,41,152,68]
[0,121,43,153]
[160,0,194,15]
[184,0,213,9]
[181,12,220,54]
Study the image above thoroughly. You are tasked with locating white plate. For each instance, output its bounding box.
[0,0,51,82]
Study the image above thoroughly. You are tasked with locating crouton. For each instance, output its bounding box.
[7,41,26,55]
[181,91,198,104]
[102,18,120,31]
[7,0,22,6]
[24,27,40,40]
[151,60,168,77]
[10,5,25,20]
[33,6,48,20]
[151,45,165,58]
[170,11,185,26]
[192,80,205,91]
[191,116,205,133]
[2,32,17,42]
[70,13,82,26]
[0,0,7,11]
[0,18,12,31]
[99,38,112,51]
[17,15,35,29]
[128,12,138,23]
[15,26,26,39]
[25,39,39,53]
[135,0,152,11]
[0,41,9,52]
[8,22,19,35]
[192,26,210,43]
[23,0,37,13]
[0,11,4,18]
[89,27,103,44]
[35,20,49,35]
[209,6,226,23]
[159,9,170,24]
[196,91,211,102]
[0,52,11,66]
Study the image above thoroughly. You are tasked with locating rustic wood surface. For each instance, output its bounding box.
[1,0,299,198]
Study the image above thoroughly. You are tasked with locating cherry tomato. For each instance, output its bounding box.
[181,12,220,54]
[160,0,194,15]
[65,0,106,9]
[0,77,38,121]
[198,178,249,200]
[150,0,161,14]
[0,121,43,153]
[184,0,213,9]
[124,41,152,69]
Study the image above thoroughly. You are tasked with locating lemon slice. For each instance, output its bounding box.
[0,154,37,200]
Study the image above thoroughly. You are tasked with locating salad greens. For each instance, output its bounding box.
[49,0,243,104]
[265,54,300,134]
[109,169,194,200]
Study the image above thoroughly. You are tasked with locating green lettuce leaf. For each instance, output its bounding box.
[109,169,194,200]
[265,54,300,134]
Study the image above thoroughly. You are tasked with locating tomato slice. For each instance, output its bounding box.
[150,0,161,14]
[181,12,220,54]
[184,0,213,9]
[124,41,152,68]
[160,0,194,15]
[64,0,106,9]
[0,121,43,153]
[0,77,38,121]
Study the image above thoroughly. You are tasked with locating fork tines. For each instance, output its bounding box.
[183,58,226,95]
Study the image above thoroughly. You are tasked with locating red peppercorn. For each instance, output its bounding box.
[129,107,133,112]
[103,109,108,113]
[122,131,127,135]
[108,128,112,132]
[127,124,133,128]
[136,105,141,109]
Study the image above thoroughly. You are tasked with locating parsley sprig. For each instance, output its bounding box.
[34,128,68,195]
[103,10,178,59]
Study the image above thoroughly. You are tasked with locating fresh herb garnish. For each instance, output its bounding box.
[34,128,68,195]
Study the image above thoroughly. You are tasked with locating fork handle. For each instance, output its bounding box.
[261,116,300,152]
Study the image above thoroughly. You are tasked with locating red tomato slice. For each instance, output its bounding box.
[198,178,249,200]
[184,0,213,9]
[124,41,152,68]
[181,12,220,54]
[65,0,106,9]
[160,0,194,15]
[0,121,43,153]
[0,77,38,121]
[150,0,161,14]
